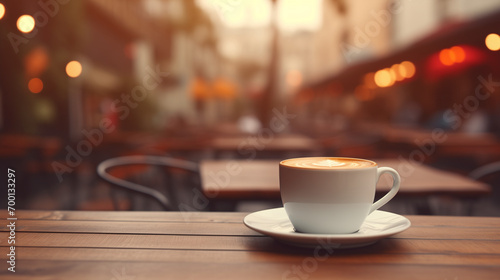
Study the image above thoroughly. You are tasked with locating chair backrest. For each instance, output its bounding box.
[469,161,500,181]
[97,155,200,211]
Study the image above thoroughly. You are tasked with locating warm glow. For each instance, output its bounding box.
[277,0,322,32]
[28,78,43,94]
[374,69,393,88]
[485,33,500,51]
[451,46,466,63]
[400,61,415,78]
[439,46,467,65]
[373,61,415,88]
[66,60,82,78]
[388,67,397,83]
[0,3,5,20]
[286,70,302,88]
[354,85,374,101]
[391,64,404,82]
[198,0,271,28]
[199,0,322,31]
[363,72,376,89]
[25,46,49,77]
[17,15,35,33]
[439,49,455,66]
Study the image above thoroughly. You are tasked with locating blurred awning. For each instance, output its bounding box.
[302,8,500,93]
[424,45,487,81]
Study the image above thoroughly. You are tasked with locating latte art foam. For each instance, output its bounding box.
[281,157,376,169]
[312,159,346,167]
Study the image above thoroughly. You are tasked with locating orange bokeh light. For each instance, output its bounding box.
[399,61,415,78]
[485,33,500,51]
[451,46,466,63]
[391,64,404,82]
[24,46,49,77]
[66,60,82,78]
[17,15,35,33]
[374,68,394,88]
[28,78,43,94]
[388,67,397,83]
[0,3,5,20]
[439,46,467,65]
[439,49,455,66]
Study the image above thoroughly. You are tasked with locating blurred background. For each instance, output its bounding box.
[1,0,500,214]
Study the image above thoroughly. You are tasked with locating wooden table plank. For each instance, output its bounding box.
[404,215,500,227]
[0,232,273,251]
[2,216,500,241]
[3,247,500,266]
[2,222,500,241]
[2,229,500,253]
[1,260,498,280]
[0,220,256,236]
[2,210,499,228]
[0,210,246,223]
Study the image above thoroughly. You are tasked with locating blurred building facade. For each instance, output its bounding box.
[2,0,500,136]
[294,0,500,135]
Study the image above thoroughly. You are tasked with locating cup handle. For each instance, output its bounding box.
[369,167,401,214]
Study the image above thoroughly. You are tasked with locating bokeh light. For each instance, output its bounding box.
[391,64,404,82]
[399,61,415,78]
[374,68,393,88]
[28,78,43,94]
[17,15,35,33]
[451,46,466,63]
[485,33,500,51]
[439,46,467,65]
[66,60,82,78]
[439,49,455,66]
[0,3,5,20]
[25,46,49,77]
[388,67,397,83]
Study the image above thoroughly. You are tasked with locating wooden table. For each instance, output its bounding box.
[362,124,500,161]
[1,210,499,279]
[209,134,321,158]
[200,159,491,200]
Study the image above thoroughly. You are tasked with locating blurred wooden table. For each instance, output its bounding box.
[200,159,491,200]
[1,210,499,279]
[366,124,500,161]
[209,134,321,158]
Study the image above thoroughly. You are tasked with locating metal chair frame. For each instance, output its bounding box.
[97,155,200,211]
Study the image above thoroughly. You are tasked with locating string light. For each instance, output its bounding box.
[66,61,82,78]
[17,15,35,33]
[485,33,500,51]
[0,3,6,20]
[28,78,43,94]
[374,68,393,88]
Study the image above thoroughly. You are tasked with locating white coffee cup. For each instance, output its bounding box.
[279,157,400,234]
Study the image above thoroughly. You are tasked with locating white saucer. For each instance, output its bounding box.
[243,208,410,249]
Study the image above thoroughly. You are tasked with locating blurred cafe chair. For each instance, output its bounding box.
[469,161,500,181]
[469,160,500,214]
[97,155,207,211]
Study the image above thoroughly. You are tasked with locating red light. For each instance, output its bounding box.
[28,78,43,94]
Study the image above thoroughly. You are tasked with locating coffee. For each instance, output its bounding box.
[280,157,376,170]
